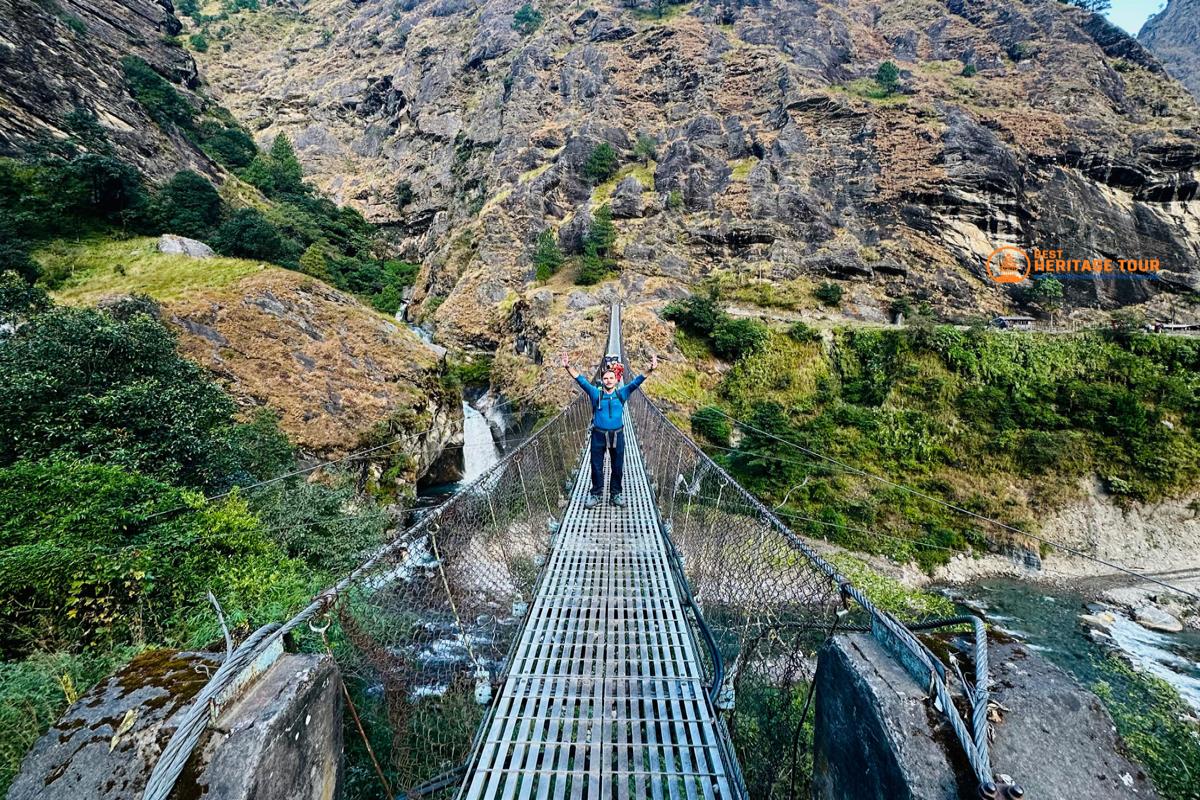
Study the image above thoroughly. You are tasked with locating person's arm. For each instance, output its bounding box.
[561,353,599,401]
[617,355,657,401]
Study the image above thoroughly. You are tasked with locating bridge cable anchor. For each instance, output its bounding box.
[474,664,493,705]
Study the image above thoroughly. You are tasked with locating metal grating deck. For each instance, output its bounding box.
[459,421,738,800]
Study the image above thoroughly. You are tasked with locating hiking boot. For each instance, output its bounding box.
[611,493,626,508]
[584,494,600,509]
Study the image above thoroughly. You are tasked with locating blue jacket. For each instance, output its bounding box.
[576,374,645,430]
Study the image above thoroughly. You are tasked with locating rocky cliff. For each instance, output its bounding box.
[0,0,213,179]
[1139,0,1200,101]
[187,0,1200,372]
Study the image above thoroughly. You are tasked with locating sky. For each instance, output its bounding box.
[1105,0,1167,36]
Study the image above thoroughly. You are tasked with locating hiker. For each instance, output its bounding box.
[561,351,658,509]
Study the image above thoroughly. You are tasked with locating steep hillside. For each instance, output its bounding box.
[189,0,1200,367]
[1140,0,1200,100]
[43,238,458,475]
[0,0,213,179]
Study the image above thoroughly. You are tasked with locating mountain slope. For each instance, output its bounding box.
[1139,0,1200,101]
[189,0,1200,361]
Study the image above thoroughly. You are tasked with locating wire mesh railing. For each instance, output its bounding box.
[628,393,1007,799]
[144,395,592,800]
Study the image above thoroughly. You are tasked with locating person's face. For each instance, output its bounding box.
[601,370,618,389]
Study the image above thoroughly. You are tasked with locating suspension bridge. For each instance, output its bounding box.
[143,304,1005,800]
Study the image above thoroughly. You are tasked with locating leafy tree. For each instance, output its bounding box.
[533,227,564,281]
[711,317,768,360]
[268,133,305,194]
[876,61,900,95]
[197,120,257,169]
[43,153,149,228]
[814,281,843,306]
[577,205,617,285]
[691,406,731,446]
[0,217,39,284]
[1026,274,1065,326]
[512,3,543,34]
[121,56,196,130]
[634,134,657,164]
[0,304,261,490]
[189,33,209,52]
[394,179,414,210]
[62,106,113,155]
[0,274,51,329]
[582,142,619,185]
[213,208,287,262]
[155,170,223,240]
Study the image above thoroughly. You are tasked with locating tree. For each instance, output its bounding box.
[121,56,196,130]
[213,208,286,262]
[394,179,414,210]
[1026,274,1065,327]
[533,228,564,281]
[691,406,731,446]
[0,273,51,330]
[582,142,619,185]
[512,3,543,34]
[197,120,258,169]
[44,153,149,228]
[711,317,768,360]
[298,243,332,281]
[0,217,40,284]
[189,33,209,52]
[577,205,616,285]
[155,170,223,240]
[1069,0,1110,11]
[875,61,900,95]
[0,305,260,490]
[268,134,305,194]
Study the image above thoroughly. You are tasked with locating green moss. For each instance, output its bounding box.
[729,157,757,181]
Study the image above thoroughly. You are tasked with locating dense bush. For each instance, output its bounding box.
[512,3,543,34]
[155,169,223,239]
[690,406,731,446]
[533,228,564,281]
[121,56,196,130]
[814,281,843,306]
[662,289,724,337]
[712,317,768,360]
[0,302,275,490]
[213,207,288,262]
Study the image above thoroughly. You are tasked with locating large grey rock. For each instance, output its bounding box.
[11,650,343,800]
[812,635,1160,799]
[609,175,644,219]
[158,234,215,259]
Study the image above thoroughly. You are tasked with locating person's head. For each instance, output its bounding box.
[601,369,618,390]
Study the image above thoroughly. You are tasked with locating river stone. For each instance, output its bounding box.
[1133,604,1184,633]
[158,234,215,258]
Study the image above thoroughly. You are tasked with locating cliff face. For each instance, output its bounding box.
[1139,0,1200,101]
[0,0,213,179]
[189,0,1200,360]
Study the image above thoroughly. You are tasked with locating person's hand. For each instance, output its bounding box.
[649,354,658,372]
[560,352,569,369]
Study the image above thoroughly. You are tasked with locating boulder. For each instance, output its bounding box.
[158,234,215,259]
[609,175,644,219]
[1133,604,1184,633]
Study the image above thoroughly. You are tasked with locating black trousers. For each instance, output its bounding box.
[589,428,625,496]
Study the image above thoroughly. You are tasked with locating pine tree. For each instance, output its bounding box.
[269,134,305,194]
[578,205,616,285]
[533,228,563,281]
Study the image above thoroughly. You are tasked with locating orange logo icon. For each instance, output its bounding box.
[987,246,1030,283]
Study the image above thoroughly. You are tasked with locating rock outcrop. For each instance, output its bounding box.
[186,0,1200,362]
[1140,0,1200,100]
[166,268,459,477]
[0,0,213,179]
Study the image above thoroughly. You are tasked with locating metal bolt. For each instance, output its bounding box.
[1003,784,1024,799]
[978,783,998,800]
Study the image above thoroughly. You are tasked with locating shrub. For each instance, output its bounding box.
[61,14,87,34]
[121,56,196,130]
[0,217,39,284]
[533,227,564,281]
[582,142,619,185]
[154,170,223,240]
[960,63,977,77]
[634,134,657,164]
[213,208,287,262]
[814,281,843,306]
[875,61,900,94]
[512,3,543,34]
[242,133,306,197]
[787,321,821,343]
[711,317,769,360]
[394,179,414,209]
[196,120,257,169]
[189,33,209,51]
[663,288,724,337]
[0,275,50,329]
[691,406,731,446]
[667,189,683,210]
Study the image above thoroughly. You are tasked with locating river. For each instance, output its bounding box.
[948,578,1200,713]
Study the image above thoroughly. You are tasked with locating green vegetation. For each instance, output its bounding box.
[533,228,564,281]
[711,317,768,360]
[690,406,731,446]
[189,32,209,52]
[582,142,620,185]
[668,319,1200,571]
[512,3,543,34]
[577,205,617,285]
[664,288,767,361]
[813,281,843,306]
[960,62,977,77]
[634,134,657,164]
[875,61,900,95]
[1091,656,1200,800]
[1026,274,1064,324]
[0,296,393,794]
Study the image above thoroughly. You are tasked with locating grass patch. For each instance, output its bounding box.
[518,163,551,184]
[590,162,656,208]
[835,79,908,105]
[729,157,757,181]
[826,553,955,619]
[40,236,266,305]
[631,1,693,22]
